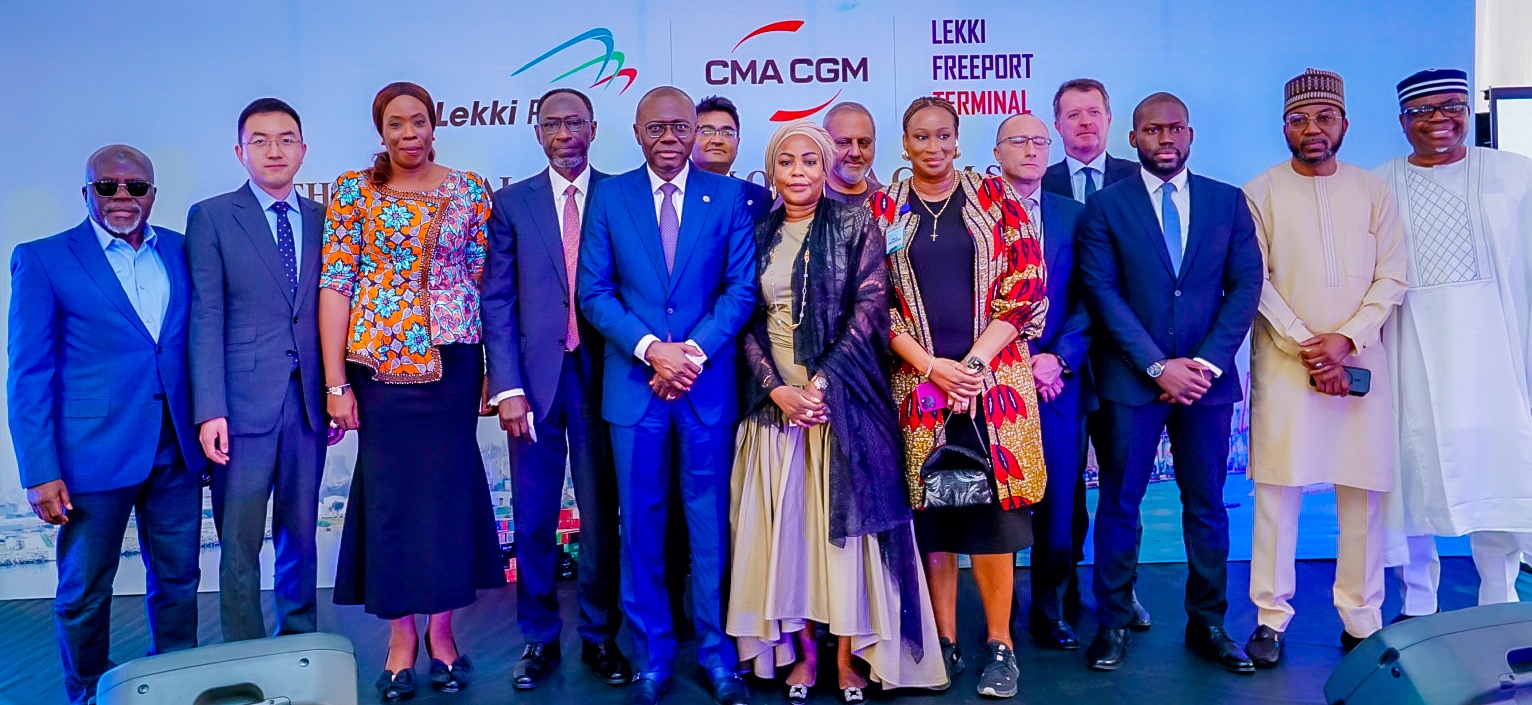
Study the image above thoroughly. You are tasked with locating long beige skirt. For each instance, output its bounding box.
[726,417,948,690]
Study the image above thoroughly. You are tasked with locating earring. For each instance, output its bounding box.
[900,151,910,161]
[954,148,963,159]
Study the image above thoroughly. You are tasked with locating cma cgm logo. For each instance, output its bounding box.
[704,20,870,121]
[512,28,639,95]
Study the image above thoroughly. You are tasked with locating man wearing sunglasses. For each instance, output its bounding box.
[578,85,756,705]
[8,145,205,705]
[691,94,773,222]
[482,87,630,690]
[1376,68,1532,619]
[184,98,327,645]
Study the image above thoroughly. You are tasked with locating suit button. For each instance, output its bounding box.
[666,307,676,315]
[153,393,164,401]
[292,315,300,324]
[1174,290,1182,297]
[562,300,570,308]
[1169,330,1176,336]
[558,338,566,347]
[156,345,163,354]
[286,349,296,356]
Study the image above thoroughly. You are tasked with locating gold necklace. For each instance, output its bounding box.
[789,246,810,330]
[914,179,958,240]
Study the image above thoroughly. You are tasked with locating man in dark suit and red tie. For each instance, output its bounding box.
[1076,93,1262,674]
[186,98,327,644]
[578,86,756,705]
[483,87,630,691]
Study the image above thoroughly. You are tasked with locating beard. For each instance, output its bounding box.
[1289,133,1344,166]
[1139,147,1188,178]
[832,160,867,186]
[550,154,586,171]
[101,210,144,237]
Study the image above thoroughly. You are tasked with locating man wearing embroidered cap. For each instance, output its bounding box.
[1375,68,1532,617]
[1241,69,1409,666]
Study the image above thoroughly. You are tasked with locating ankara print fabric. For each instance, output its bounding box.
[320,169,491,383]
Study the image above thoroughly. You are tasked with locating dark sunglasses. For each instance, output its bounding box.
[88,180,153,198]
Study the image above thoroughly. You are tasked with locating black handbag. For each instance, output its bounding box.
[919,410,994,509]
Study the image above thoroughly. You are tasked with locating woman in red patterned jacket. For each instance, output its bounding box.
[872,96,1048,700]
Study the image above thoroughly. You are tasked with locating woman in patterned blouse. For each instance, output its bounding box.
[873,96,1049,700]
[318,81,505,702]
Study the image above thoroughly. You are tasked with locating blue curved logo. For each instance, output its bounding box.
[512,28,639,95]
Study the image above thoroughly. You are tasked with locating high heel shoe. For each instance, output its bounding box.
[786,683,811,704]
[425,631,473,693]
[375,668,416,702]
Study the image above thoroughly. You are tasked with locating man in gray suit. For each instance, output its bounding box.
[187,98,327,641]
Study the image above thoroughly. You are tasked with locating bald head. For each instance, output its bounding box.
[85,144,153,183]
[994,113,1051,196]
[82,144,156,240]
[634,86,697,179]
[636,86,694,121]
[1132,92,1188,129]
[996,113,1047,144]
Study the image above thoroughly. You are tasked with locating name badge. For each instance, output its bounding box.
[886,223,906,255]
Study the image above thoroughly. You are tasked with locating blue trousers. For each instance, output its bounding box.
[610,399,737,681]
[55,458,201,705]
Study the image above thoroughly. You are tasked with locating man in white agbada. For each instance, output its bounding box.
[1376,68,1532,616]
[1242,69,1409,668]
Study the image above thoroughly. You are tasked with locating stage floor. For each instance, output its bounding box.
[0,557,1513,705]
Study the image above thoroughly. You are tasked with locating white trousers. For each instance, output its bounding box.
[1249,483,1384,636]
[1396,532,1532,614]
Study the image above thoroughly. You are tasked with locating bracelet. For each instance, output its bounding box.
[923,356,936,378]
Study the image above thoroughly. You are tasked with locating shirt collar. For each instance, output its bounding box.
[248,181,301,215]
[1140,165,1190,196]
[90,217,157,251]
[647,161,690,195]
[548,164,591,197]
[1066,151,1108,177]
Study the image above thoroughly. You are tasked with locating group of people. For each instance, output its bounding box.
[9,64,1532,705]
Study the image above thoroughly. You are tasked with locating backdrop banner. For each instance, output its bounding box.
[0,0,1473,598]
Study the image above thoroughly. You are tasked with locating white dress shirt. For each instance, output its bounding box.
[1138,166,1221,377]
[247,182,305,268]
[1066,152,1109,202]
[635,162,704,366]
[91,218,170,342]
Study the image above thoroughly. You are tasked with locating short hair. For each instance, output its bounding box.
[695,95,741,129]
[901,96,959,133]
[537,87,594,118]
[1132,92,1189,128]
[1052,78,1111,119]
[238,97,302,142]
[823,101,876,134]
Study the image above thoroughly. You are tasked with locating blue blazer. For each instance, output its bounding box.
[577,166,757,428]
[1076,172,1262,407]
[483,167,612,421]
[1042,153,1140,201]
[8,220,204,492]
[741,178,774,223]
[1031,192,1097,420]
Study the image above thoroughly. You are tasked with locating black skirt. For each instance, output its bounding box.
[333,344,506,617]
[913,407,1034,555]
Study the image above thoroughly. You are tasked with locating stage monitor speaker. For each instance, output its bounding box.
[1325,602,1532,705]
[95,632,358,705]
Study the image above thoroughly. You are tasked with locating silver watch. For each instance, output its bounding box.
[326,383,351,396]
[1146,360,1167,379]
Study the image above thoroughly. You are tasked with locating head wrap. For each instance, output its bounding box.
[1285,68,1345,113]
[1397,68,1470,107]
[763,119,837,185]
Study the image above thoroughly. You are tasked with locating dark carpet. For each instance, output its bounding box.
[0,558,1492,705]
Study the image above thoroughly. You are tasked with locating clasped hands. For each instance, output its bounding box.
[646,341,706,401]
[1032,353,1066,402]
[1300,332,1353,397]
[928,357,984,414]
[1156,358,1214,405]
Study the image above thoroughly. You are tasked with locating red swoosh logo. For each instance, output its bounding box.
[732,20,805,52]
[768,89,842,122]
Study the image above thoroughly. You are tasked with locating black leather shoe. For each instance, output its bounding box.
[1390,610,1434,625]
[1030,615,1081,650]
[1185,625,1255,674]
[428,654,472,693]
[1340,630,1365,653]
[712,674,751,705]
[940,636,965,678]
[583,641,632,686]
[1086,628,1129,671]
[1245,625,1283,668]
[1063,575,1084,622]
[512,642,561,691]
[628,676,669,705]
[1128,591,1151,631]
[376,668,416,702]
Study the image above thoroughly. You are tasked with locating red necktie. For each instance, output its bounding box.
[562,184,581,351]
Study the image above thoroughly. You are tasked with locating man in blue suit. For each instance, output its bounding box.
[8,145,205,705]
[578,86,755,705]
[187,98,326,643]
[994,113,1094,651]
[1076,94,1261,674]
[483,87,629,690]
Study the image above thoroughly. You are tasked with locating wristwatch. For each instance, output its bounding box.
[325,383,351,396]
[812,376,829,391]
[1146,360,1167,379]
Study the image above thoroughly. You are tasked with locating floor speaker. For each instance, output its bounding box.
[1326,602,1532,705]
[95,632,357,705]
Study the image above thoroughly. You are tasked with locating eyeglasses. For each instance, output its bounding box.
[87,180,153,198]
[539,117,591,135]
[643,122,693,139]
[697,126,739,139]
[997,135,1052,148]
[1284,111,1343,129]
[242,137,303,149]
[1401,101,1470,120]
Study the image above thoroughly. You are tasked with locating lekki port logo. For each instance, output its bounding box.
[513,27,640,95]
[704,20,870,122]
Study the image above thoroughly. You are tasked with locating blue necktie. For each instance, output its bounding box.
[271,200,298,296]
[1160,182,1182,275]
[1082,167,1098,200]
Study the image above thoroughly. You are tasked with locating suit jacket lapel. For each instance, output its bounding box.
[66,221,155,343]
[233,184,295,307]
[523,170,571,295]
[621,168,670,288]
[1178,175,1211,284]
[1124,181,1176,277]
[1041,194,1064,274]
[667,170,713,293]
[296,196,324,311]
